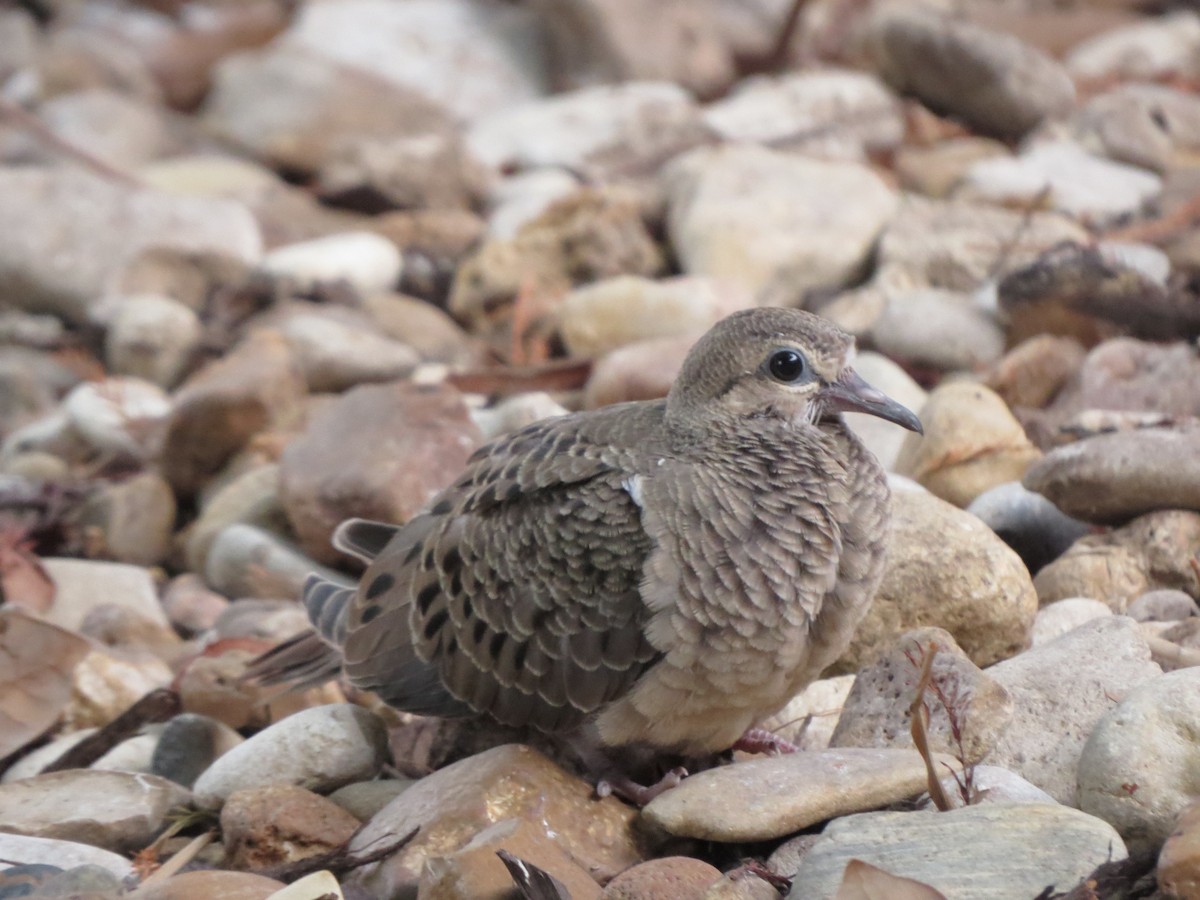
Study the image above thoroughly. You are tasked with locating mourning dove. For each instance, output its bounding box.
[250,308,921,792]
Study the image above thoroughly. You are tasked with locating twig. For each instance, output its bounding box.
[0,96,141,186]
[764,0,809,71]
[41,689,181,773]
[253,827,418,883]
[986,185,1054,281]
[908,644,954,812]
[134,831,215,885]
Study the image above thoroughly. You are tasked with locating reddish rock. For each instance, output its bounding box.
[221,784,361,870]
[601,857,722,899]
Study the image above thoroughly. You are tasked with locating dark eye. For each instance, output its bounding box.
[768,349,807,383]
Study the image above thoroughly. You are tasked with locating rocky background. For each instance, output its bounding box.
[0,0,1199,897]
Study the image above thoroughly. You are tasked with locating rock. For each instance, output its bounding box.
[1034,510,1200,611]
[927,765,1056,809]
[0,833,133,880]
[467,81,708,179]
[131,870,285,900]
[283,0,546,122]
[62,377,171,462]
[359,293,482,366]
[867,289,1005,372]
[65,649,174,731]
[346,744,643,898]
[279,382,480,564]
[1046,339,1200,424]
[470,392,569,442]
[22,86,171,168]
[829,628,1013,765]
[1159,798,1200,899]
[203,43,457,176]
[787,804,1125,899]
[837,487,1037,672]
[986,616,1162,803]
[327,780,413,822]
[38,557,168,634]
[601,857,720,899]
[535,0,733,99]
[865,7,1074,138]
[185,463,286,575]
[161,330,306,497]
[895,382,1041,509]
[486,169,581,240]
[73,472,176,567]
[1078,668,1200,860]
[894,136,1009,198]
[1128,590,1200,623]
[1032,598,1113,646]
[450,187,663,343]
[759,675,856,753]
[373,208,488,303]
[701,69,903,160]
[0,770,190,853]
[664,144,898,299]
[842,353,926,472]
[422,817,603,900]
[193,704,388,809]
[1065,83,1200,175]
[984,335,1087,411]
[584,334,695,409]
[221,785,361,870]
[871,196,1087,295]
[277,312,418,393]
[104,294,202,388]
[161,574,230,636]
[1066,11,1200,82]
[1024,427,1200,525]
[260,232,403,297]
[0,168,260,326]
[966,482,1090,574]
[559,275,752,358]
[203,524,342,602]
[641,748,959,842]
[961,141,1162,223]
[152,713,245,789]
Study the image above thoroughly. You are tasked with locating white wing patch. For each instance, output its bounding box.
[622,474,646,509]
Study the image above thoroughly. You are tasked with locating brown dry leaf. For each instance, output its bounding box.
[834,859,948,900]
[0,533,56,613]
[0,608,91,758]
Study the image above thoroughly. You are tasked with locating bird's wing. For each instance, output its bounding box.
[339,405,667,732]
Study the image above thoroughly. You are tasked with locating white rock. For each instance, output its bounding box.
[1032,598,1113,646]
[1078,668,1200,858]
[960,142,1162,222]
[702,69,903,159]
[467,81,703,174]
[62,377,170,460]
[986,616,1162,803]
[470,392,569,441]
[40,557,169,633]
[261,232,403,296]
[192,704,388,809]
[559,274,754,357]
[284,0,546,122]
[1067,11,1200,82]
[665,144,898,297]
[486,169,580,239]
[0,833,134,879]
[105,293,202,388]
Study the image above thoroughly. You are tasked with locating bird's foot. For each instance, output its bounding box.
[732,727,798,756]
[595,766,688,806]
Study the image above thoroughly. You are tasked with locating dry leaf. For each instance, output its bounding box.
[834,859,948,900]
[0,532,56,613]
[0,608,90,758]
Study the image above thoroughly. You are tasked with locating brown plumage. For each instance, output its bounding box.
[249,308,922,758]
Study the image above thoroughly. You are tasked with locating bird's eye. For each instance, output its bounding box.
[767,349,807,383]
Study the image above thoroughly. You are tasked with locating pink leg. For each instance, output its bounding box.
[731,727,799,756]
[595,766,688,806]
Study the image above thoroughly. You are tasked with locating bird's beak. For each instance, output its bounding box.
[821,369,923,434]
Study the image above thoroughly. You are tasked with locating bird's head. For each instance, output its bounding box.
[665,307,923,436]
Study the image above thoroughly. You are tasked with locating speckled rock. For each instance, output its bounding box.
[192,704,388,809]
[221,784,361,870]
[1032,598,1113,645]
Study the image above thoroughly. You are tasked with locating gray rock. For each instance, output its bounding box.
[1024,427,1200,525]
[328,779,414,821]
[0,168,260,326]
[865,8,1074,139]
[0,770,190,853]
[152,713,244,789]
[1078,668,1200,860]
[787,803,1125,898]
[967,481,1090,574]
[869,288,1004,372]
[1127,589,1199,623]
[192,704,388,809]
[1047,338,1200,424]
[1032,598,1113,646]
[927,765,1056,808]
[986,616,1162,803]
[664,144,898,299]
[0,834,133,879]
[204,524,343,602]
[830,627,1013,765]
[641,748,959,842]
